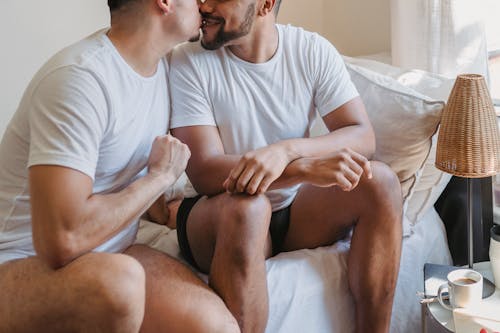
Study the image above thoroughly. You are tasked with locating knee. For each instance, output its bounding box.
[204,315,241,333]
[79,253,145,330]
[92,254,145,314]
[220,193,272,236]
[361,162,402,206]
[189,309,241,333]
[218,194,272,266]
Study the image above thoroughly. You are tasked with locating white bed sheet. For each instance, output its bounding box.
[136,206,452,333]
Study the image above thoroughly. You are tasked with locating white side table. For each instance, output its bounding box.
[422,262,499,333]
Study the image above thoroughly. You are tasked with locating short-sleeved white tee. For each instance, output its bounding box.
[0,29,169,261]
[170,24,358,211]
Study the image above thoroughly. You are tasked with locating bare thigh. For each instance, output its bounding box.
[283,161,402,251]
[283,184,359,251]
[0,252,145,333]
[124,245,239,333]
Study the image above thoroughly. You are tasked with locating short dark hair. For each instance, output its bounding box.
[274,0,282,15]
[108,0,139,12]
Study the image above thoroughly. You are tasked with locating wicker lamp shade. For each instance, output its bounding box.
[435,74,500,178]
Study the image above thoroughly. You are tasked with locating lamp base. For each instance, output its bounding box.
[483,277,495,298]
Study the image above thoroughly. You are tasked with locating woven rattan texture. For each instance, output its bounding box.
[436,74,500,178]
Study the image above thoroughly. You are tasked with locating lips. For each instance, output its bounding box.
[201,15,223,29]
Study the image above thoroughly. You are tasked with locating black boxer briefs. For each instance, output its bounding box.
[176,195,291,270]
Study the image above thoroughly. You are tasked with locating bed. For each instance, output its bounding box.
[136,55,457,333]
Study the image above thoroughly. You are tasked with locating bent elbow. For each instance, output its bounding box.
[34,233,78,269]
[40,253,73,270]
[186,168,224,197]
[190,178,221,197]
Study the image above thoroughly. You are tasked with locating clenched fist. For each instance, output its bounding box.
[304,148,372,191]
[147,135,191,185]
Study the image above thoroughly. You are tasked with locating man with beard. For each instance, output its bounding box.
[169,0,403,332]
[0,1,239,332]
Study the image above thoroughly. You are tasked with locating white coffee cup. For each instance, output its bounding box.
[437,269,483,310]
[490,224,500,288]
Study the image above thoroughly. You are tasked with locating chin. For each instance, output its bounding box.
[200,36,225,51]
[188,32,201,43]
[200,40,215,50]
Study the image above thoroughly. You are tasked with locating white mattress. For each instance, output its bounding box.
[136,206,452,333]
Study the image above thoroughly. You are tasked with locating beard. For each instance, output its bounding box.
[200,3,255,51]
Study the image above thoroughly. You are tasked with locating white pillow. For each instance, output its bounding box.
[342,57,456,224]
[343,56,454,101]
[344,60,444,201]
[404,133,452,223]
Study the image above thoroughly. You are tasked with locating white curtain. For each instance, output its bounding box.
[390,0,489,79]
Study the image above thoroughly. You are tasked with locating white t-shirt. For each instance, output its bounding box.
[170,24,358,211]
[0,29,169,261]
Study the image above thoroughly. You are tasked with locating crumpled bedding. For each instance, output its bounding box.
[136,206,452,333]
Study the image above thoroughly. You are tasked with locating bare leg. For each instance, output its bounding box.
[0,252,145,333]
[124,244,240,333]
[283,161,403,333]
[185,193,273,333]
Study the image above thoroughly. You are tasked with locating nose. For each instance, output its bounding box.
[198,0,214,13]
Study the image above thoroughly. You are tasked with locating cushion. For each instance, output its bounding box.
[344,57,446,201]
[404,134,452,223]
[342,57,455,224]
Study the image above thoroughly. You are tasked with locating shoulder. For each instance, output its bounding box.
[28,63,108,124]
[278,24,339,56]
[46,30,112,72]
[278,24,328,47]
[29,30,112,94]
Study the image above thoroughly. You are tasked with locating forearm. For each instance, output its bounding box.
[36,172,173,267]
[266,158,308,190]
[280,123,375,161]
[190,124,375,195]
[81,173,173,242]
[261,123,374,191]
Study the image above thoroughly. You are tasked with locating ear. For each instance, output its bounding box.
[258,0,276,17]
[156,0,172,15]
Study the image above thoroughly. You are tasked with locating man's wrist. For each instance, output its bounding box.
[290,158,313,183]
[278,140,302,162]
[146,170,175,189]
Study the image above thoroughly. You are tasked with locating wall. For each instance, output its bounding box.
[278,0,391,56]
[322,0,391,56]
[278,0,325,35]
[0,0,109,136]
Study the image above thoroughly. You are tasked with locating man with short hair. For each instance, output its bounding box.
[170,0,403,332]
[0,1,239,332]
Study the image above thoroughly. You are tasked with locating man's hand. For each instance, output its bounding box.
[146,194,170,225]
[148,135,191,185]
[301,148,372,191]
[146,195,182,229]
[223,144,294,195]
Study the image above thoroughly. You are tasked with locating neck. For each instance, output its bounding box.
[107,16,177,77]
[228,19,278,64]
